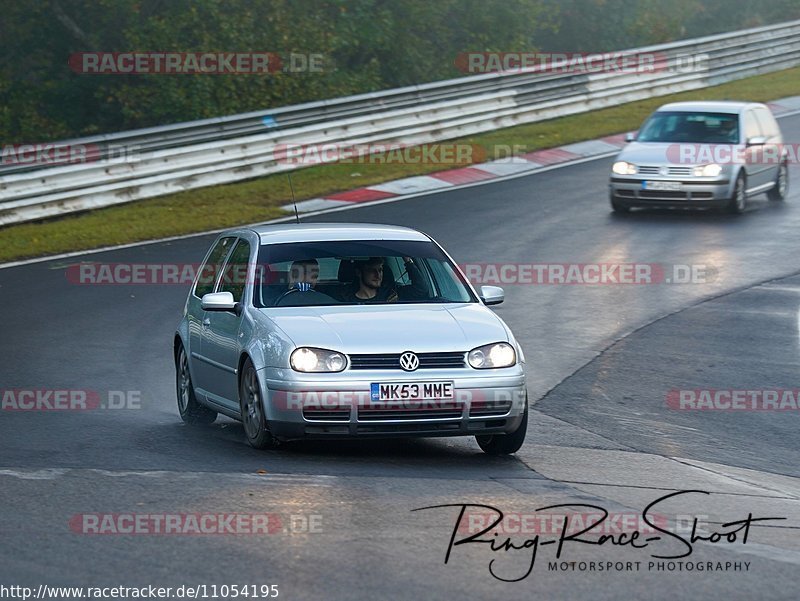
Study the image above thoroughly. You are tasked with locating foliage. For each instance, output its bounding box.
[0,0,796,141]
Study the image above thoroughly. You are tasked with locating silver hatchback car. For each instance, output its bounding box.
[174,223,528,454]
[609,101,788,213]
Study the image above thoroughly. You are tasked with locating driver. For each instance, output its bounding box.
[274,258,331,306]
[287,258,320,291]
[340,256,426,303]
[717,119,739,143]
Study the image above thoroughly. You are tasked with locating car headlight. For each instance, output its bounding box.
[468,342,516,369]
[290,347,346,372]
[612,161,637,175]
[693,164,722,177]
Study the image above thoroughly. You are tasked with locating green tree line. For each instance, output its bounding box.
[1,0,798,142]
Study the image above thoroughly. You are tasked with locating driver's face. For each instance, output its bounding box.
[290,264,320,286]
[359,262,383,290]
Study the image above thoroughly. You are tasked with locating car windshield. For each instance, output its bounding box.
[253,239,477,307]
[636,111,740,143]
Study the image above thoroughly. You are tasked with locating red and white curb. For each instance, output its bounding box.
[281,135,628,213]
[4,97,800,271]
[283,96,800,214]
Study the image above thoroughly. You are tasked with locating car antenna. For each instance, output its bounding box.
[288,172,300,224]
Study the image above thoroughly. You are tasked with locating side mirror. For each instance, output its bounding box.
[479,285,504,306]
[625,132,637,142]
[201,291,237,312]
[746,136,767,147]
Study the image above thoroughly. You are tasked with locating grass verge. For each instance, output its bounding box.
[2,66,800,263]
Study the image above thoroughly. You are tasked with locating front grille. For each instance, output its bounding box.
[358,402,463,421]
[636,166,692,176]
[348,352,466,370]
[469,400,513,417]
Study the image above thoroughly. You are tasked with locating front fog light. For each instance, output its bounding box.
[468,349,486,368]
[326,354,346,372]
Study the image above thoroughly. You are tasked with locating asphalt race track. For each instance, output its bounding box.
[1,113,800,600]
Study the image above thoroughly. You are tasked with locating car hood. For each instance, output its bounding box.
[615,142,675,165]
[257,303,509,353]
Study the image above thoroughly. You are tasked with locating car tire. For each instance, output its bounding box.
[239,357,280,450]
[610,195,631,213]
[176,344,217,424]
[767,163,789,201]
[727,173,747,214]
[476,400,528,455]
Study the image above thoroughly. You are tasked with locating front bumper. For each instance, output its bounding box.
[259,367,527,440]
[609,176,733,209]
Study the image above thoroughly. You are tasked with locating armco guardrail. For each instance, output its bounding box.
[2,20,800,226]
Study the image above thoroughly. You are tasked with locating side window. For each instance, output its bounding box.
[194,237,235,298]
[387,256,407,285]
[743,111,763,140]
[754,108,780,138]
[428,260,471,302]
[219,239,252,303]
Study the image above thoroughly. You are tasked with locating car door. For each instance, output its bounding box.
[189,236,236,396]
[753,106,783,187]
[198,236,253,409]
[742,109,770,190]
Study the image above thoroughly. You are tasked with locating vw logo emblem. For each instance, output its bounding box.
[399,352,419,372]
[660,165,669,176]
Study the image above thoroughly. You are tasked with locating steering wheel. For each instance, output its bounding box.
[273,288,300,306]
[274,284,336,306]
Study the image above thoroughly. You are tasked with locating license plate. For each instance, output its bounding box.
[370,382,454,401]
[643,180,683,191]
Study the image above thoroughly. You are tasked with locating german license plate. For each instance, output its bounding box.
[370,382,454,401]
[643,180,683,191]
